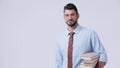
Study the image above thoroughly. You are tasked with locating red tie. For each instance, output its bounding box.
[68,32,74,68]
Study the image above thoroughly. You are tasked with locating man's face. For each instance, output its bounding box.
[64,9,79,27]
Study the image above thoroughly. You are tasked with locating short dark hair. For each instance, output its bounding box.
[64,3,78,14]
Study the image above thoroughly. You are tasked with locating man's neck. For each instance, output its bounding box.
[67,23,78,32]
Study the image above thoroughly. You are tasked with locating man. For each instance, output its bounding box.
[56,3,108,68]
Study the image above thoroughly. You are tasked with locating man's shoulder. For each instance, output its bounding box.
[80,26,100,39]
[79,26,96,34]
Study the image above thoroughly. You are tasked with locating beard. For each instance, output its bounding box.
[66,20,77,27]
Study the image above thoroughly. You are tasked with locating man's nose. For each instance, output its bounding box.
[68,15,72,19]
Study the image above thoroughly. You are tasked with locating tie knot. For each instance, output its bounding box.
[69,32,74,36]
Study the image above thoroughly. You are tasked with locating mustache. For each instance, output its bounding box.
[68,19,73,21]
[68,20,74,23]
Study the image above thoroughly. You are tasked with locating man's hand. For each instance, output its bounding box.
[95,61,106,68]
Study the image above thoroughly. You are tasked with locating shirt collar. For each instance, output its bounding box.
[66,24,81,36]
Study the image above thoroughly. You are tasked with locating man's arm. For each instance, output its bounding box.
[56,42,63,68]
[90,31,108,68]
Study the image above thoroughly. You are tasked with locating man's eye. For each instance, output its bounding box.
[71,14,75,16]
[65,15,69,17]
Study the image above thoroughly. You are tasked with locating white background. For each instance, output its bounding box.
[0,0,120,68]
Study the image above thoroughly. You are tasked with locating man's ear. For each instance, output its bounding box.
[77,13,80,18]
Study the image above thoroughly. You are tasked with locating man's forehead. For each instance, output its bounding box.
[64,9,76,14]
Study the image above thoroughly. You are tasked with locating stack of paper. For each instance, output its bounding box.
[79,52,99,68]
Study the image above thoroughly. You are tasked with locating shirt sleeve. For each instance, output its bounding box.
[56,41,63,68]
[90,30,108,63]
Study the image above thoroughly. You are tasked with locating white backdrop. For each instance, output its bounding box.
[0,0,120,68]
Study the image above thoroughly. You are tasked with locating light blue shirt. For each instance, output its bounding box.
[56,24,108,68]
